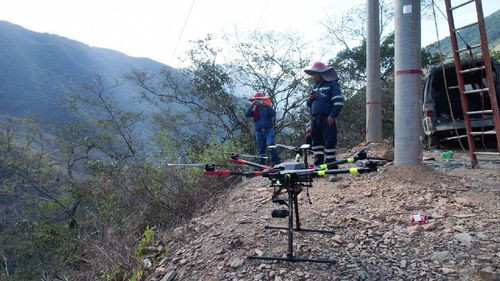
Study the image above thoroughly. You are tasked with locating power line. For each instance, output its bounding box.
[431,1,469,46]
[169,0,196,66]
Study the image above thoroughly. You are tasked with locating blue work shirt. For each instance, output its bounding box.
[306,80,344,118]
[245,105,275,130]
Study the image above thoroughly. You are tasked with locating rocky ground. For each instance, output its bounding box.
[147,144,500,281]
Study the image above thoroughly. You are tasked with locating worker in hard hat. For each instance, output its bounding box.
[245,92,281,166]
[304,61,343,170]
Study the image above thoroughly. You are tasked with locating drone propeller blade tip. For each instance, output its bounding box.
[273,144,297,150]
[165,163,208,168]
[230,152,267,159]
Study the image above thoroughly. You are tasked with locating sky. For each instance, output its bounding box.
[1,0,499,68]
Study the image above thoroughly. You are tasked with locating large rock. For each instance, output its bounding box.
[422,222,436,231]
[454,233,474,247]
[478,267,500,281]
[407,225,422,237]
[440,267,456,274]
[229,258,244,268]
[431,251,452,263]
[454,197,473,207]
[331,234,345,244]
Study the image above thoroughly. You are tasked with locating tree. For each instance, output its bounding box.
[126,35,252,154]
[323,2,439,146]
[330,34,397,145]
[62,75,143,163]
[322,0,395,50]
[230,30,311,137]
[127,31,312,155]
[0,117,77,280]
[492,50,500,61]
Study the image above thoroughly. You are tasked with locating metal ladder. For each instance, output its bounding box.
[444,0,500,167]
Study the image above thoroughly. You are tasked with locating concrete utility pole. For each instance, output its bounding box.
[366,0,382,143]
[394,0,422,165]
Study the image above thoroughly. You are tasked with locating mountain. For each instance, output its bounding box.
[425,9,500,55]
[0,21,173,124]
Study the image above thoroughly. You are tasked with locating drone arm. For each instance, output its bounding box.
[229,158,270,171]
[315,166,375,177]
[318,155,359,170]
[318,145,372,170]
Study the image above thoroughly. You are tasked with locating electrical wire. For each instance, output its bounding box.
[432,1,469,47]
[169,0,196,65]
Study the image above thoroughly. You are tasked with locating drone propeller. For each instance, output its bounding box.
[269,144,311,152]
[166,163,251,170]
[269,143,312,162]
[230,153,268,159]
[165,163,208,168]
[165,163,219,171]
[202,149,269,160]
[352,143,374,158]
[268,144,298,151]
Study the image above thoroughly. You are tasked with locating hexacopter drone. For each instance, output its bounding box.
[168,143,389,264]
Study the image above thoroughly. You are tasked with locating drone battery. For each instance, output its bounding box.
[274,162,306,171]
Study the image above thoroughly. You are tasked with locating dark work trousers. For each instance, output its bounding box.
[256,128,281,165]
[310,114,337,166]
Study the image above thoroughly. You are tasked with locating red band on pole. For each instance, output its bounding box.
[366,100,381,105]
[395,69,422,76]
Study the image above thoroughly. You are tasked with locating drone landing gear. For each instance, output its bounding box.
[247,179,335,264]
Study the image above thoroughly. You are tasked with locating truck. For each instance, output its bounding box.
[422,58,500,146]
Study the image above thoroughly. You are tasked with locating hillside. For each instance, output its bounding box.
[146,146,500,281]
[425,9,500,55]
[0,21,174,124]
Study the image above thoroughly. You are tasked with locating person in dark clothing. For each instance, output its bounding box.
[245,92,281,166]
[304,61,344,167]
[305,120,312,146]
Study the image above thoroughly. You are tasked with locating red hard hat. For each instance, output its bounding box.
[304,61,339,81]
[304,61,333,75]
[254,92,264,98]
[250,92,272,106]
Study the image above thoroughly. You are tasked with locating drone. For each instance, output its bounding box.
[167,143,390,264]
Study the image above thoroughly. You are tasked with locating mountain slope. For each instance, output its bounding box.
[425,9,500,54]
[0,21,172,123]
